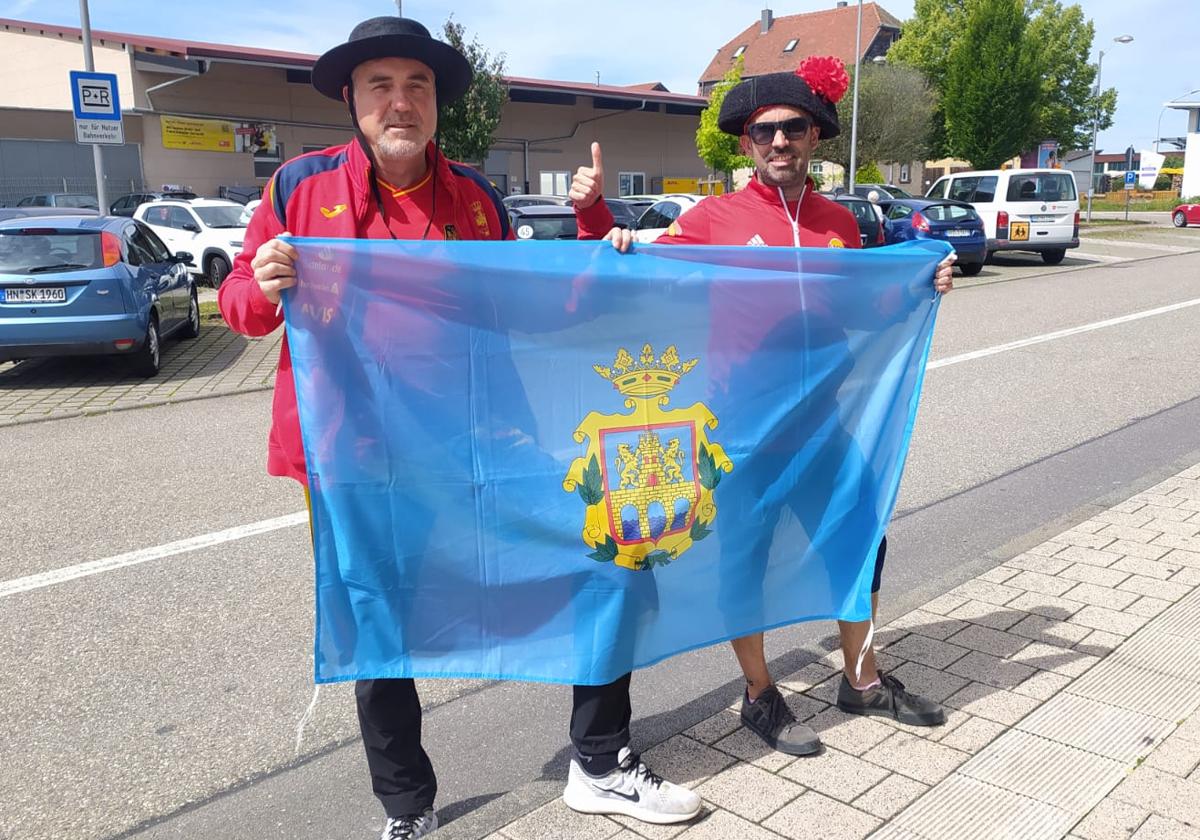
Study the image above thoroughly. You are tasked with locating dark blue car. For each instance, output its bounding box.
[879,198,987,275]
[0,215,198,376]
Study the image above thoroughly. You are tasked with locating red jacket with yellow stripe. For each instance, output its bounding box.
[218,139,511,484]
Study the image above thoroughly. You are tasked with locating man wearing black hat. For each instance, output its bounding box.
[219,16,702,840]
[572,56,954,760]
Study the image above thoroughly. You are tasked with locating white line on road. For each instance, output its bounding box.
[928,297,1200,370]
[6,297,1200,598]
[0,512,308,599]
[1078,238,1197,253]
[1070,251,1129,263]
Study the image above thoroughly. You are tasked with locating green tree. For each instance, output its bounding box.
[820,63,936,183]
[855,162,885,183]
[942,0,1039,168]
[438,19,507,164]
[889,0,1117,155]
[696,55,752,187]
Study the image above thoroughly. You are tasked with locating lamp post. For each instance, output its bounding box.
[1085,34,1133,222]
[847,0,864,193]
[1156,88,1200,153]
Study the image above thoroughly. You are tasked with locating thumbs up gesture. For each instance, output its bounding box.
[569,142,605,209]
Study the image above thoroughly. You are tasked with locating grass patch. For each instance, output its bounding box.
[199,300,225,322]
[1087,197,1183,212]
[1080,219,1150,228]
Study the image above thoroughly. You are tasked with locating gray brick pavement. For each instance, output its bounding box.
[480,465,1200,840]
[0,320,281,425]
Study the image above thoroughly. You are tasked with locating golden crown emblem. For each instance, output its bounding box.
[593,343,699,398]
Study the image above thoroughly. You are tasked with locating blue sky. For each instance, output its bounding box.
[4,0,1197,156]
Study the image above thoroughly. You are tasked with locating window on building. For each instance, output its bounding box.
[540,171,570,196]
[899,163,911,183]
[783,39,799,52]
[618,172,646,196]
[301,144,333,154]
[254,142,283,179]
[732,45,746,58]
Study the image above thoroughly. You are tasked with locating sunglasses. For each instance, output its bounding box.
[745,116,812,145]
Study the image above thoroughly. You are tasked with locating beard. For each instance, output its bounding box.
[373,113,431,161]
[755,156,807,189]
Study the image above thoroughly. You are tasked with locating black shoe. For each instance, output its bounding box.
[381,810,437,840]
[837,671,945,726]
[740,685,823,756]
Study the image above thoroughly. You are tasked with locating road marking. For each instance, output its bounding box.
[929,297,1200,370]
[1069,251,1129,263]
[7,296,1200,597]
[1078,238,1197,253]
[0,512,308,599]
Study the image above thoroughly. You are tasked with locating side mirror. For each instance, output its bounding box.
[182,223,201,233]
[174,251,195,265]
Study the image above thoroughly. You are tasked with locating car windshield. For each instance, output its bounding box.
[0,230,102,274]
[881,185,913,198]
[194,206,247,229]
[514,215,578,240]
[1006,173,1077,202]
[924,204,979,222]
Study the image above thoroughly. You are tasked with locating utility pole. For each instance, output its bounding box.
[79,0,108,212]
[395,1,402,14]
[847,0,864,193]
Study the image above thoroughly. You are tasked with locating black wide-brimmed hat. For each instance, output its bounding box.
[312,16,473,105]
[717,56,848,140]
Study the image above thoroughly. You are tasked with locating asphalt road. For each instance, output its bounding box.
[2,235,1200,840]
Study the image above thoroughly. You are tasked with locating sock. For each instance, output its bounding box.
[577,749,620,776]
[851,676,882,692]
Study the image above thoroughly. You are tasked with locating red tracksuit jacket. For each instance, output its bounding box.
[218,139,527,484]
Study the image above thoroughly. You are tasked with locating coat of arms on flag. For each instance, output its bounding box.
[563,343,733,571]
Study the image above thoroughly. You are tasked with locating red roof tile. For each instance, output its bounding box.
[698,3,901,88]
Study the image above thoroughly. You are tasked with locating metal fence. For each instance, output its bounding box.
[0,176,148,209]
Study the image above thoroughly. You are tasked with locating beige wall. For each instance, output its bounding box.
[493,100,705,196]
[0,29,134,111]
[0,106,143,145]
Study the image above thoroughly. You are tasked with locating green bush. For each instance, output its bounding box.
[855,162,885,183]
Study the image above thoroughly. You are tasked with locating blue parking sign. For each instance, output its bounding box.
[69,71,121,120]
[1123,171,1137,191]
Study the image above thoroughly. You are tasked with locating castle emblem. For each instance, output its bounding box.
[563,344,733,571]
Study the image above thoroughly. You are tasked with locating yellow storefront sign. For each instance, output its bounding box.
[161,117,236,153]
[662,178,698,194]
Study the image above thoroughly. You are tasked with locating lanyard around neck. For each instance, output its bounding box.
[776,184,807,248]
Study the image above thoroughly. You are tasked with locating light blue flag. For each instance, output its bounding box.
[283,238,949,685]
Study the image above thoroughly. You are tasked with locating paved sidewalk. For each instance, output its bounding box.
[0,320,280,426]
[480,466,1200,840]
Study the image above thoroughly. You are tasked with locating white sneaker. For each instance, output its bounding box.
[563,746,702,824]
[380,809,437,839]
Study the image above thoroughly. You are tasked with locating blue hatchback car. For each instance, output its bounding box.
[0,215,198,376]
[878,198,987,275]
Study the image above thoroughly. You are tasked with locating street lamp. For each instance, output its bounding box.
[848,0,864,193]
[1156,87,1200,153]
[1085,34,1134,222]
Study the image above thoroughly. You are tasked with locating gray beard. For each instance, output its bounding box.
[375,134,426,161]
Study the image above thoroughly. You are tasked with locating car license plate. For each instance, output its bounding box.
[1030,214,1057,222]
[946,229,972,237]
[3,287,66,303]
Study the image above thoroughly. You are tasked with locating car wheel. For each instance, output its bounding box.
[180,287,200,339]
[959,262,983,276]
[1174,211,1188,228]
[207,255,230,289]
[1041,249,1066,266]
[131,314,161,377]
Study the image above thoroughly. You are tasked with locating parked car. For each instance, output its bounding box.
[109,188,199,217]
[12,193,99,210]
[851,183,914,200]
[632,195,704,243]
[134,198,247,288]
[879,198,987,275]
[0,215,198,375]
[503,194,569,210]
[605,198,641,229]
[509,204,579,240]
[1171,202,1200,228]
[925,168,1079,264]
[831,193,887,247]
[239,199,262,226]
[0,207,98,222]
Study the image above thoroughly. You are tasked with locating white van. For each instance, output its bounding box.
[925,169,1079,265]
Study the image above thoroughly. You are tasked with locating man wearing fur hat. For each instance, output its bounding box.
[221,16,702,840]
[573,56,954,759]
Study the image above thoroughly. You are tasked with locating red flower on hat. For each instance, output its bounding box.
[796,56,850,104]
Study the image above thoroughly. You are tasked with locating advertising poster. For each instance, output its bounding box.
[161,117,235,152]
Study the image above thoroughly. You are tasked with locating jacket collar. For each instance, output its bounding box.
[745,173,817,208]
[345,139,463,222]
